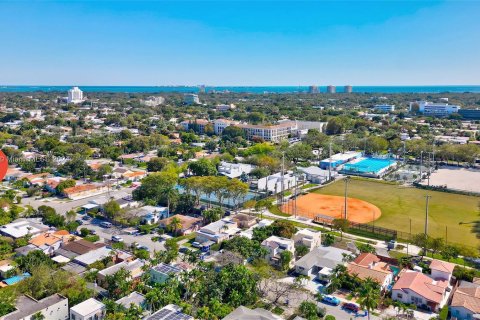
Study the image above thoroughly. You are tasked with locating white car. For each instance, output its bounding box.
[111,235,124,243]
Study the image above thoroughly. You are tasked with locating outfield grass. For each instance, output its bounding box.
[314,179,480,246]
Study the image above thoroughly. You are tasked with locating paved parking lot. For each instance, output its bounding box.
[76,213,165,253]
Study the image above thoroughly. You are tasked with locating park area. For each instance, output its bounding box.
[307,179,479,246]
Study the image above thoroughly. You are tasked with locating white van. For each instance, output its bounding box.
[100,221,112,228]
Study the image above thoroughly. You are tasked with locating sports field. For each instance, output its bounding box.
[312,179,479,246]
[281,193,381,223]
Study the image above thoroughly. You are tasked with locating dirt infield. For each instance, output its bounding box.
[281,193,381,223]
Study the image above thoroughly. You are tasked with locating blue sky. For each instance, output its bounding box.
[0,1,479,86]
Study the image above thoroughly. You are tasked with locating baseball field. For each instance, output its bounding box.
[297,179,479,246]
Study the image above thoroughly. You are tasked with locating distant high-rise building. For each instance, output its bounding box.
[142,96,165,107]
[67,86,84,104]
[344,85,352,93]
[184,93,200,105]
[308,85,319,94]
[199,85,206,93]
[327,85,336,93]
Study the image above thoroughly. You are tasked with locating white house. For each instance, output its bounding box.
[195,218,239,244]
[69,298,105,320]
[293,229,322,251]
[430,259,456,282]
[392,270,452,312]
[257,171,300,194]
[130,206,169,225]
[294,246,351,282]
[261,235,295,268]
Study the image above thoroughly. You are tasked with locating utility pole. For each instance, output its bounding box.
[419,151,423,182]
[424,194,431,237]
[344,176,350,220]
[281,152,285,206]
[403,140,406,165]
[328,142,332,181]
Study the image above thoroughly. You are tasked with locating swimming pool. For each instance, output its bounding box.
[341,157,396,176]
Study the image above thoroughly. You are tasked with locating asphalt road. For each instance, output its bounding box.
[22,187,133,214]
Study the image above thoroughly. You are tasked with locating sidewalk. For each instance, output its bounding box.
[245,208,422,256]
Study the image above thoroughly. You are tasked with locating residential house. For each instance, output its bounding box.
[55,239,106,260]
[0,260,15,279]
[450,279,480,320]
[122,170,147,182]
[294,246,352,282]
[2,294,68,320]
[261,235,295,268]
[231,213,257,229]
[115,292,148,311]
[71,247,133,269]
[28,230,73,256]
[430,259,456,283]
[149,263,184,284]
[293,229,322,251]
[0,219,49,239]
[63,184,109,200]
[130,206,169,225]
[392,270,452,312]
[97,259,146,286]
[144,304,193,320]
[195,218,240,244]
[69,298,105,320]
[347,253,394,291]
[158,214,202,236]
[223,306,282,320]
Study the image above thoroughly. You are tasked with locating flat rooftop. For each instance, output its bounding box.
[4,294,67,320]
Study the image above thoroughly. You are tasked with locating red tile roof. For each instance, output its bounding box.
[430,259,455,274]
[393,271,448,304]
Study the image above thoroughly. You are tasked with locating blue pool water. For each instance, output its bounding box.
[343,158,396,174]
[3,272,30,285]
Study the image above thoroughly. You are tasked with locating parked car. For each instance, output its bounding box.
[89,229,97,235]
[82,215,91,221]
[111,235,124,243]
[75,220,83,225]
[138,245,149,251]
[192,242,201,248]
[100,221,112,228]
[179,247,190,254]
[342,302,360,313]
[322,295,341,306]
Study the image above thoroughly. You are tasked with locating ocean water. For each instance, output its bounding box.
[0,85,479,94]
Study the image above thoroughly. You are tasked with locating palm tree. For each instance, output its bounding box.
[356,277,380,320]
[168,217,183,236]
[161,186,177,218]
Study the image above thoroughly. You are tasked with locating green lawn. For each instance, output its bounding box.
[314,179,480,246]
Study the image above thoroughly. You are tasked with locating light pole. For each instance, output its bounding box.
[344,176,350,220]
[424,194,431,239]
